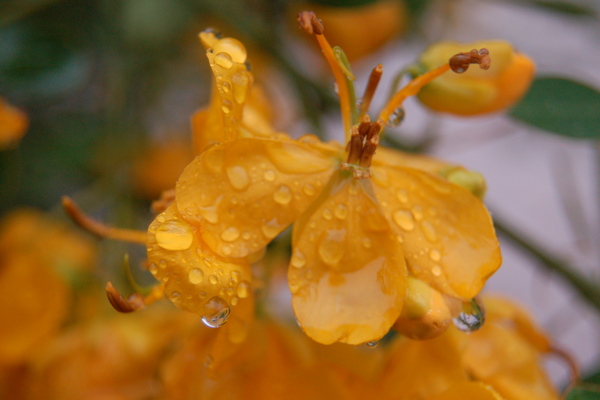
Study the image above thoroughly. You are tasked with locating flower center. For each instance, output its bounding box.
[341,116,384,179]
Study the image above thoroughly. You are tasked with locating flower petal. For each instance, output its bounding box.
[371,165,501,300]
[290,172,406,345]
[147,203,252,317]
[176,137,338,258]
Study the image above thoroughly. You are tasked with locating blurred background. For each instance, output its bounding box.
[1,0,599,390]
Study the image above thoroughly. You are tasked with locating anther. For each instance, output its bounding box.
[297,11,324,35]
[359,64,383,119]
[106,282,145,313]
[449,48,491,73]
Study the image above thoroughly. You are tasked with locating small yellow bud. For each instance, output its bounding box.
[417,40,535,115]
[394,277,461,340]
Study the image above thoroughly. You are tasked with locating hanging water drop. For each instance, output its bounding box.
[453,298,485,332]
[366,340,379,348]
[201,296,231,328]
[386,107,405,127]
[214,52,234,69]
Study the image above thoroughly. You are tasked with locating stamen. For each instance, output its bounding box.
[379,48,491,124]
[298,11,353,141]
[359,64,383,119]
[342,117,383,179]
[62,196,147,244]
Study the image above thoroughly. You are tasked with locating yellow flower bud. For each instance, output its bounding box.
[439,166,487,199]
[393,277,461,340]
[417,40,535,115]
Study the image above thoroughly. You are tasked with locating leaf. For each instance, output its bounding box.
[564,384,600,400]
[510,77,600,139]
[531,0,597,17]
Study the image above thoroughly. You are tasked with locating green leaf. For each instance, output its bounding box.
[510,77,600,139]
[531,0,597,17]
[564,384,600,400]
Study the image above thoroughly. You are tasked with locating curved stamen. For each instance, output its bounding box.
[379,48,491,124]
[298,11,353,142]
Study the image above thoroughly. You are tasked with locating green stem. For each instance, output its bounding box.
[494,218,600,313]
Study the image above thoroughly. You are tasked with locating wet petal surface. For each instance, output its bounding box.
[290,172,406,345]
[147,204,252,319]
[371,165,501,300]
[176,137,338,258]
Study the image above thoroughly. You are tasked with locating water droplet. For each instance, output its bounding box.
[155,220,194,251]
[226,287,235,296]
[149,263,158,274]
[291,250,306,268]
[412,205,424,221]
[236,280,251,298]
[421,221,437,242]
[309,221,317,229]
[261,218,282,239]
[322,208,333,220]
[231,271,241,282]
[361,237,372,248]
[263,170,276,181]
[334,203,348,220]
[429,249,441,262]
[386,107,405,127]
[200,291,207,298]
[220,226,240,242]
[209,275,219,285]
[318,229,346,266]
[396,189,408,204]
[273,185,292,205]
[226,165,250,190]
[214,52,234,69]
[221,99,233,114]
[231,296,239,306]
[188,268,204,284]
[170,291,181,300]
[222,245,232,255]
[156,215,165,223]
[392,210,415,231]
[303,184,316,196]
[201,296,230,328]
[432,265,442,277]
[242,231,251,240]
[366,340,379,348]
[212,38,247,63]
[221,81,231,93]
[232,71,250,104]
[159,259,167,269]
[453,298,485,332]
[204,355,213,368]
[219,287,226,295]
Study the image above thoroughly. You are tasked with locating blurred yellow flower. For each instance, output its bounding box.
[294,0,407,61]
[417,40,535,115]
[151,17,501,347]
[0,97,28,149]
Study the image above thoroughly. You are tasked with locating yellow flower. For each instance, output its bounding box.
[154,14,501,347]
[417,40,535,115]
[462,296,563,400]
[0,209,96,365]
[0,97,28,149]
[293,0,407,61]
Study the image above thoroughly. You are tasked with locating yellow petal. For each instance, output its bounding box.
[290,172,406,345]
[430,382,505,400]
[176,137,338,258]
[193,35,253,152]
[147,203,252,318]
[372,146,455,174]
[378,329,468,400]
[371,165,501,300]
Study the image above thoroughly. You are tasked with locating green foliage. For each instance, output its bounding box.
[531,0,597,16]
[510,77,600,139]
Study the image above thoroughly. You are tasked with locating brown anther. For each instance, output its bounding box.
[346,125,363,165]
[359,135,379,169]
[366,118,383,141]
[62,196,147,244]
[449,48,491,73]
[106,282,145,313]
[359,64,383,119]
[358,115,371,138]
[297,11,324,35]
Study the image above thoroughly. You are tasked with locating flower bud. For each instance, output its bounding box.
[439,166,487,199]
[393,277,461,340]
[417,40,535,115]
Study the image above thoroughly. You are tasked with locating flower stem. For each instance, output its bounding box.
[493,218,600,313]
